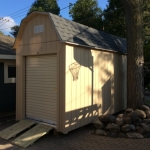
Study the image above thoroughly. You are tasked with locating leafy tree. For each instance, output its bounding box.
[0,31,4,35]
[10,25,19,38]
[69,0,103,30]
[27,0,60,16]
[143,0,150,62]
[103,0,126,38]
[11,0,60,37]
[103,0,150,62]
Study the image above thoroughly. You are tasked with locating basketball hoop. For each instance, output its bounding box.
[69,62,81,81]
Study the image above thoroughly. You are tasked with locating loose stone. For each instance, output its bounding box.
[106,123,120,132]
[116,117,124,126]
[134,109,146,119]
[127,112,139,123]
[126,133,144,139]
[95,129,107,136]
[99,114,116,124]
[93,120,105,129]
[139,105,150,111]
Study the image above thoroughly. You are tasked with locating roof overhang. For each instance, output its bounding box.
[64,41,127,55]
[0,54,16,60]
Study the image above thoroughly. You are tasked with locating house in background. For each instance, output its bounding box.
[13,12,127,134]
[0,34,16,113]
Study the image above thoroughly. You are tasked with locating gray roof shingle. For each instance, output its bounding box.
[0,34,15,55]
[49,13,127,54]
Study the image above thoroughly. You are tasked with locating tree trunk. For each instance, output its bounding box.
[121,0,144,109]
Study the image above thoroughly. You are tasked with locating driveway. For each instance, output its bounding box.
[0,117,150,150]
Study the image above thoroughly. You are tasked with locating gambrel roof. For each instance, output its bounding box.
[49,13,127,54]
[14,12,127,54]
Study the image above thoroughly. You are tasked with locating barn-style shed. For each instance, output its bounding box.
[13,11,127,134]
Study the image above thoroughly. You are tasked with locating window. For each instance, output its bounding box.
[34,24,44,33]
[4,61,16,83]
[8,66,16,78]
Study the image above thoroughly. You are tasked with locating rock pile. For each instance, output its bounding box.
[91,105,150,139]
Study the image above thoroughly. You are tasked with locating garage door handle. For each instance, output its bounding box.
[54,87,57,91]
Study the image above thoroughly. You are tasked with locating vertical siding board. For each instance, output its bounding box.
[85,49,90,124]
[65,45,72,132]
[41,15,46,43]
[36,15,41,44]
[79,48,84,127]
[96,51,100,116]
[33,16,38,44]
[76,48,81,129]
[86,50,90,123]
[45,16,49,52]
[70,47,76,131]
[94,51,97,117]
[99,52,102,115]
[21,24,27,45]
[59,44,66,133]
[16,46,22,120]
[50,20,57,51]
[94,51,96,113]
[30,18,34,44]
[41,16,46,51]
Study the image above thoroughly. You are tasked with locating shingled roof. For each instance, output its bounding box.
[0,34,15,55]
[49,13,127,54]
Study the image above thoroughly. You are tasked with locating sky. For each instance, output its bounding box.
[0,0,108,35]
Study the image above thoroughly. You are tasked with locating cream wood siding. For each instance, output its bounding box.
[64,45,127,133]
[26,55,57,125]
[16,13,63,125]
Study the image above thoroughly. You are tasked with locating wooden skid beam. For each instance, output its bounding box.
[12,124,53,148]
[0,119,36,140]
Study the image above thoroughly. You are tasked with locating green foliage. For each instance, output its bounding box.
[10,25,19,38]
[10,0,60,38]
[0,31,4,35]
[103,0,150,63]
[143,0,150,62]
[27,0,60,16]
[103,0,126,38]
[69,0,103,30]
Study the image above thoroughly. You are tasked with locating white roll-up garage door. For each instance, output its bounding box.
[26,55,57,125]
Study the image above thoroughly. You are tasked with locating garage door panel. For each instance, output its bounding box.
[26,111,56,119]
[27,106,55,113]
[26,79,56,83]
[26,83,56,89]
[26,114,56,124]
[26,116,56,123]
[26,87,57,92]
[26,76,57,80]
[26,67,57,71]
[26,90,56,95]
[26,96,57,102]
[26,92,56,98]
[26,55,57,125]
[26,102,57,109]
[26,71,57,74]
[26,63,57,67]
[26,107,57,113]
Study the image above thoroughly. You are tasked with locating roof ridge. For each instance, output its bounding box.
[49,12,127,54]
[49,12,126,41]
